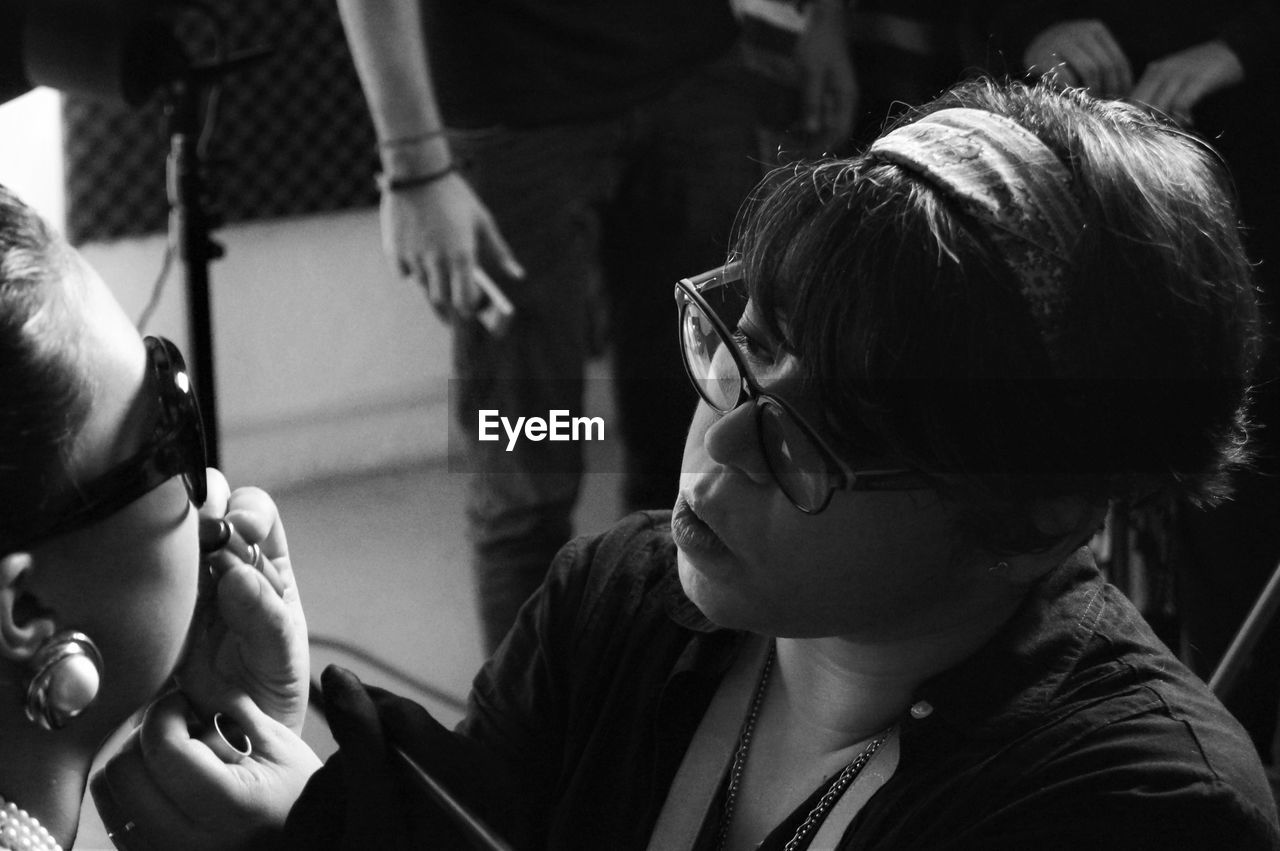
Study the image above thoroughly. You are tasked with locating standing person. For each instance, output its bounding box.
[337,0,764,655]
[978,0,1280,761]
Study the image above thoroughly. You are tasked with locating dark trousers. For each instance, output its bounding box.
[449,49,761,653]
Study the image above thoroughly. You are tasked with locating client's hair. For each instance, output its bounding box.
[736,79,1261,554]
[0,187,90,534]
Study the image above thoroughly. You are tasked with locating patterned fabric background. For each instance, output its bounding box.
[64,0,377,244]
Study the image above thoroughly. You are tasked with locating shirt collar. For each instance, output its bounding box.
[912,546,1107,740]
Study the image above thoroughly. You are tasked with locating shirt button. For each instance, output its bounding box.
[910,700,934,720]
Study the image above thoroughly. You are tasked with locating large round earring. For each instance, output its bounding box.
[25,630,103,730]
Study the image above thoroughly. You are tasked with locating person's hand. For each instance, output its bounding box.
[92,690,322,851]
[1024,20,1133,98]
[382,173,525,325]
[180,469,310,735]
[1129,40,1245,127]
[279,666,522,849]
[794,0,857,152]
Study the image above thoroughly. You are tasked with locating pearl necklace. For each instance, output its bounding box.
[0,798,62,851]
[715,644,893,851]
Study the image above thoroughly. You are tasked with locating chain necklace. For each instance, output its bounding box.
[0,797,63,851]
[715,643,893,851]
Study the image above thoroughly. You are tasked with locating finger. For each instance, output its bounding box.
[413,252,450,321]
[1041,56,1079,88]
[98,724,200,850]
[1073,23,1128,96]
[222,487,284,550]
[1136,70,1180,115]
[1060,39,1105,92]
[477,214,524,280]
[223,488,294,585]
[201,469,231,520]
[141,691,281,777]
[449,255,478,320]
[322,666,387,769]
[136,691,229,785]
[1129,68,1158,106]
[91,765,167,851]
[320,666,407,846]
[1165,84,1199,127]
[1094,27,1133,94]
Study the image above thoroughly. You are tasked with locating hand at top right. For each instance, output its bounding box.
[1024,19,1133,99]
[1129,40,1245,127]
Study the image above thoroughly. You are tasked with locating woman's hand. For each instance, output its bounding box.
[1024,20,1133,98]
[382,173,524,325]
[183,469,310,734]
[794,0,857,153]
[93,690,322,851]
[1129,40,1245,127]
[278,666,521,849]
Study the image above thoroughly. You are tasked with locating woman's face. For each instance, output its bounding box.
[674,301,988,640]
[27,255,201,730]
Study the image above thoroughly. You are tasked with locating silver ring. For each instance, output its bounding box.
[245,542,264,571]
[201,712,252,763]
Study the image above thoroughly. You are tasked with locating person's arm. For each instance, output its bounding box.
[795,0,858,151]
[336,0,523,326]
[977,0,1132,97]
[1129,3,1278,126]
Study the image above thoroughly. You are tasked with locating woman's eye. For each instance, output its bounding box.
[731,327,772,364]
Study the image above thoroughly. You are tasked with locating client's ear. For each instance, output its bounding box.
[0,552,57,662]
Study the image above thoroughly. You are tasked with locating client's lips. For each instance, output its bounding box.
[672,494,731,556]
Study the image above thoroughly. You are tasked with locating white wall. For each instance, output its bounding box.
[0,88,65,227]
[80,210,454,490]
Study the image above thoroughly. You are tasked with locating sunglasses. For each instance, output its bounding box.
[675,261,930,514]
[6,336,208,553]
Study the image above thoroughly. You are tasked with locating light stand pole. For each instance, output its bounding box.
[165,74,224,466]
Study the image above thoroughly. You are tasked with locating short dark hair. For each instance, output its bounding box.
[735,80,1262,554]
[0,185,91,542]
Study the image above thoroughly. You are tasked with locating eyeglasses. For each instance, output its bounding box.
[675,262,930,513]
[6,336,208,552]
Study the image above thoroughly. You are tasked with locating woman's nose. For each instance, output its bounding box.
[701,400,773,485]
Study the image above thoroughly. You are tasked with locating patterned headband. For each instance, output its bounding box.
[867,108,1085,376]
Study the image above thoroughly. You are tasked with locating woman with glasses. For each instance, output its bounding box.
[108,79,1278,849]
[0,186,315,851]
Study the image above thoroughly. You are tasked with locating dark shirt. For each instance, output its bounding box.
[459,510,1280,849]
[421,0,741,128]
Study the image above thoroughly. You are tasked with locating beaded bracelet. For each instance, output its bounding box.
[377,129,446,149]
[376,164,457,193]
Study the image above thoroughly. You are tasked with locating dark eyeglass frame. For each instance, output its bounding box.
[4,336,208,553]
[674,261,931,514]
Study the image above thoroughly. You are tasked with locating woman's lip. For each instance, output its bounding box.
[672,494,731,556]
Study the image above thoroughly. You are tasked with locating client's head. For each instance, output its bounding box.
[0,185,207,745]
[673,80,1260,637]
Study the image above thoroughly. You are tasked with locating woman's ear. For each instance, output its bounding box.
[992,496,1107,585]
[0,552,57,662]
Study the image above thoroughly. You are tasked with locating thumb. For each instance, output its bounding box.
[320,666,412,851]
